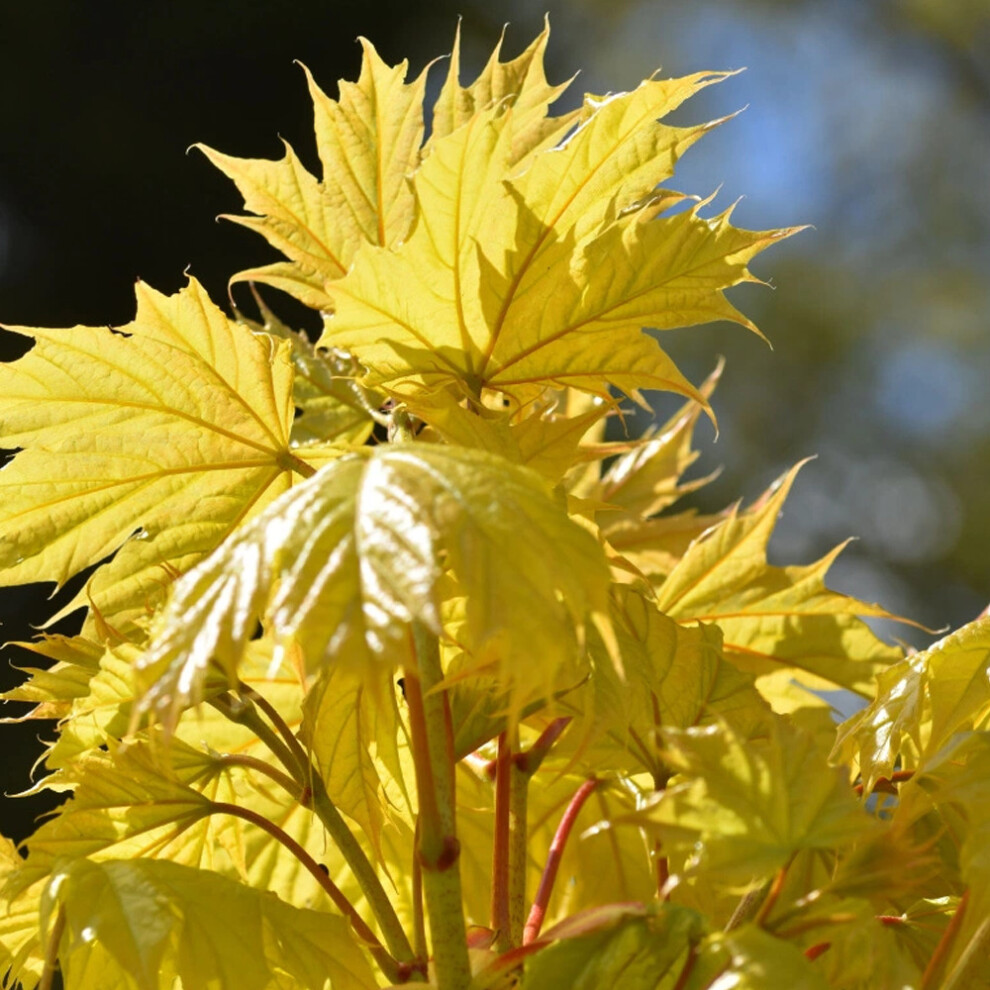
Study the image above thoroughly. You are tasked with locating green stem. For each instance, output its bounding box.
[507,750,529,947]
[491,732,513,946]
[211,752,306,801]
[491,730,529,951]
[307,774,418,967]
[208,693,300,774]
[39,904,66,990]
[237,680,310,773]
[405,623,471,990]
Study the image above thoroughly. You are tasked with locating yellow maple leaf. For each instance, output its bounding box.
[654,462,907,698]
[0,278,321,633]
[321,87,797,405]
[135,444,611,731]
[202,24,800,409]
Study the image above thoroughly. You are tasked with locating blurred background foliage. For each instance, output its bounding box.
[1,0,987,837]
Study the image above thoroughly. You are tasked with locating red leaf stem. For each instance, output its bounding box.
[522,777,599,945]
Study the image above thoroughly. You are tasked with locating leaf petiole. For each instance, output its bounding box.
[206,801,409,983]
[210,688,418,970]
[39,904,66,990]
[522,777,599,945]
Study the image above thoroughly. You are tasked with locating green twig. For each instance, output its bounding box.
[491,729,530,951]
[507,748,529,947]
[491,732,513,947]
[940,913,990,990]
[209,693,300,775]
[237,680,310,774]
[405,623,471,989]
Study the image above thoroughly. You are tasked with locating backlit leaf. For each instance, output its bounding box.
[519,902,704,990]
[300,664,412,858]
[0,635,103,723]
[239,293,377,448]
[197,40,427,309]
[629,716,874,887]
[0,278,317,633]
[0,837,46,990]
[323,125,796,403]
[833,616,990,790]
[43,858,377,990]
[136,444,610,730]
[571,587,770,780]
[654,462,905,697]
[429,20,578,167]
[593,361,721,523]
[694,925,830,990]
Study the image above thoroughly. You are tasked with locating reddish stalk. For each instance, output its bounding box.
[522,777,599,945]
[671,944,699,990]
[515,717,572,775]
[655,839,670,899]
[921,889,969,990]
[805,941,832,961]
[411,818,428,962]
[773,913,859,939]
[207,801,405,983]
[754,862,791,928]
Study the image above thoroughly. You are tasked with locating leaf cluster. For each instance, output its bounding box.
[1,21,986,990]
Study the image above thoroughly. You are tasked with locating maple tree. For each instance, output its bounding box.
[1,21,988,990]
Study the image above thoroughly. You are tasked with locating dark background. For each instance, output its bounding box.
[2,0,988,842]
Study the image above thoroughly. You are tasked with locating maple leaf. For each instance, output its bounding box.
[204,25,799,408]
[654,461,906,698]
[196,40,428,309]
[0,278,327,634]
[593,361,722,523]
[321,116,797,405]
[518,902,705,990]
[43,858,378,990]
[628,716,876,888]
[569,586,770,780]
[134,444,610,731]
[833,616,990,790]
[300,664,413,859]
